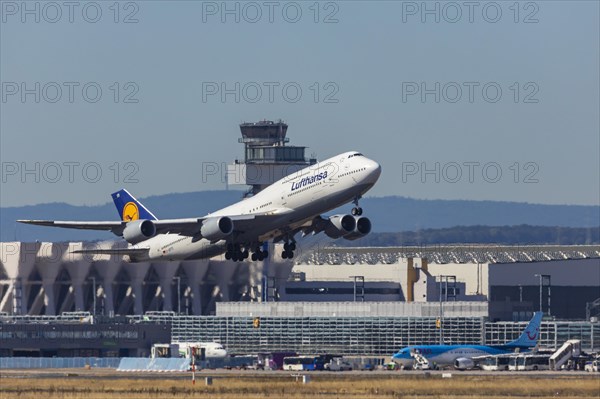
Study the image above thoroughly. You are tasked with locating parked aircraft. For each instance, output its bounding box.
[391,312,543,370]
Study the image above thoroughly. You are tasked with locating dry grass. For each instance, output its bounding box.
[1,373,599,399]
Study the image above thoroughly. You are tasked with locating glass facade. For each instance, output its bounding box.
[246,146,305,163]
[171,316,599,356]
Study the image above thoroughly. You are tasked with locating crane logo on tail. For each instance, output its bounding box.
[122,202,139,221]
[526,329,539,340]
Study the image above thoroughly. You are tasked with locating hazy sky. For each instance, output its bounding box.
[1,1,599,207]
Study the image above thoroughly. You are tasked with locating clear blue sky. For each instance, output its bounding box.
[1,1,598,207]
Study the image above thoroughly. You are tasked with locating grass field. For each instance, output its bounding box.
[1,373,599,399]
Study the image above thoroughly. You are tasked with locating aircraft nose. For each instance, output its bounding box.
[366,160,382,183]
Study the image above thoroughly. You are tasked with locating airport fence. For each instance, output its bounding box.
[0,357,121,369]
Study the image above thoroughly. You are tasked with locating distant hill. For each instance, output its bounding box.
[340,225,600,246]
[2,191,599,242]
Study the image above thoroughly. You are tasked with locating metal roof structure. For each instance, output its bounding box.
[298,245,600,265]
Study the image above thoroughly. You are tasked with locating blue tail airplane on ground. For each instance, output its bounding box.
[391,312,543,370]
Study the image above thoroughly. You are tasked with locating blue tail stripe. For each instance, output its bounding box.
[111,189,158,221]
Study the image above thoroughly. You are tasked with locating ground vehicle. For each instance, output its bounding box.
[508,354,550,371]
[480,355,512,371]
[283,356,326,371]
[324,357,353,371]
[584,360,599,372]
[257,352,297,370]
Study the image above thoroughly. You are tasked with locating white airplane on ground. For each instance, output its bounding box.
[19,151,381,262]
[177,342,227,359]
[151,342,227,359]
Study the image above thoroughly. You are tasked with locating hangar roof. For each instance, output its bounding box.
[299,245,600,265]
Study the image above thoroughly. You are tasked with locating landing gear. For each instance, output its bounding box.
[351,196,363,216]
[251,245,268,261]
[225,244,249,262]
[351,207,363,216]
[281,241,296,259]
[226,242,270,262]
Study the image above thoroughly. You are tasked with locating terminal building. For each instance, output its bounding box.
[0,241,598,322]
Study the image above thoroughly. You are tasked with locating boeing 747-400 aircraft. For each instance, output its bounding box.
[391,312,543,370]
[19,151,381,262]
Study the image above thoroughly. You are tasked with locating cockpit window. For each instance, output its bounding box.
[348,153,363,158]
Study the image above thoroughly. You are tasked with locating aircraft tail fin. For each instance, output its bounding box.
[111,189,158,222]
[507,312,543,347]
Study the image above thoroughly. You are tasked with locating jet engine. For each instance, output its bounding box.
[201,216,234,241]
[324,214,356,239]
[454,358,475,370]
[122,219,156,244]
[343,216,372,240]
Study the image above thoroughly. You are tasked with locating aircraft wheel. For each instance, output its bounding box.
[242,249,249,259]
[290,242,296,251]
[357,207,363,216]
[351,207,358,215]
[281,251,288,259]
[225,252,231,260]
[251,253,258,261]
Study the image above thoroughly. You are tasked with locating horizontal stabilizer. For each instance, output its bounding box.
[18,220,123,231]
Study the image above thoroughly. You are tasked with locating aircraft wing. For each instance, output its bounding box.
[150,212,292,236]
[270,215,329,243]
[18,209,294,238]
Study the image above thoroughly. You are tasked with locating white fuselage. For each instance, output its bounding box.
[177,342,227,359]
[130,152,381,261]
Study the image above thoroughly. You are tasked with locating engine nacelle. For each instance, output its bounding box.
[324,214,356,239]
[122,219,156,244]
[454,357,475,370]
[201,216,234,241]
[343,216,372,241]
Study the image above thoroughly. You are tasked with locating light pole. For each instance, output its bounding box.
[173,276,181,314]
[534,274,551,315]
[90,277,96,316]
[518,285,523,303]
[350,276,365,302]
[438,275,456,345]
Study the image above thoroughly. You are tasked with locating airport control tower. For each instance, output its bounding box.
[227,120,316,196]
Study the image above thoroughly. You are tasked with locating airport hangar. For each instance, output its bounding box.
[0,241,599,357]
